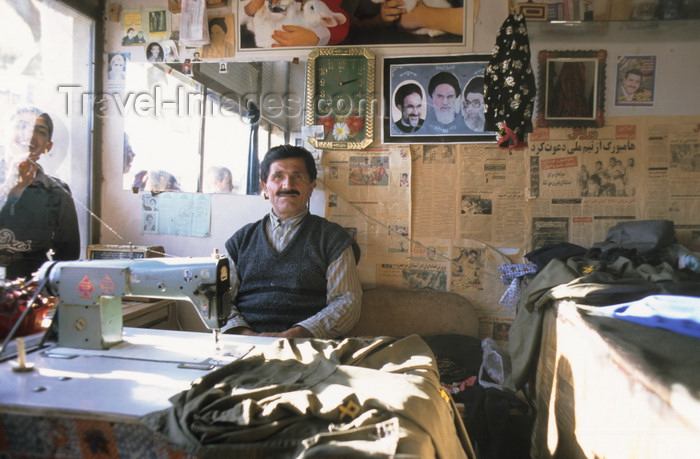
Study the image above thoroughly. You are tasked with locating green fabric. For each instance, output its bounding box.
[140,335,471,459]
[508,256,681,389]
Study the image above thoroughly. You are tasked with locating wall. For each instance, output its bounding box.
[99,1,700,340]
[98,0,505,258]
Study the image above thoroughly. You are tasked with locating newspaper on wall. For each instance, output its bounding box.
[321,116,700,344]
[526,116,700,249]
[321,146,412,284]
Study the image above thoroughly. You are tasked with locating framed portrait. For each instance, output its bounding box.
[615,55,656,107]
[383,54,494,144]
[236,0,471,51]
[537,49,607,128]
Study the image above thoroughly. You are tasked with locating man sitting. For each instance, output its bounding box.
[221,145,362,338]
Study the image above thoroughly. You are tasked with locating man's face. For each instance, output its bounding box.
[9,112,52,164]
[431,83,457,125]
[462,91,485,130]
[399,92,422,127]
[622,73,641,95]
[261,157,316,219]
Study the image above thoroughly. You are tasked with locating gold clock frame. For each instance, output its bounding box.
[305,47,375,150]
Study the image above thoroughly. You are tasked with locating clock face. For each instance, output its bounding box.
[306,48,375,150]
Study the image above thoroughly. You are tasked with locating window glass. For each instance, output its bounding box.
[201,90,254,194]
[0,0,93,258]
[123,63,202,193]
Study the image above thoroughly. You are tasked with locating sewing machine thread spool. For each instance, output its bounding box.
[12,337,35,372]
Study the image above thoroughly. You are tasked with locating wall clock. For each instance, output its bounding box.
[305,47,375,150]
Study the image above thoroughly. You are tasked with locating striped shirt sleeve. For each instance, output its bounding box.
[295,245,362,338]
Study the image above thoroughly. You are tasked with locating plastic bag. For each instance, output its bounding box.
[478,337,515,391]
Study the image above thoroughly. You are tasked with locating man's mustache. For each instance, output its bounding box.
[277,190,300,196]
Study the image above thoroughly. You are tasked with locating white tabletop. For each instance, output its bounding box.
[0,328,275,421]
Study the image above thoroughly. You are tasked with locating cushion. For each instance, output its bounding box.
[347,286,480,338]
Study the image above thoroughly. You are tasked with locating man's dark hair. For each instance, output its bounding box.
[260,145,317,182]
[428,71,460,97]
[625,68,643,79]
[13,106,53,141]
[147,42,163,55]
[394,83,422,108]
[209,17,227,35]
[463,76,484,97]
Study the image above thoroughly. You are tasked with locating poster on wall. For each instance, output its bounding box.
[236,0,471,50]
[106,52,129,91]
[147,8,170,39]
[200,14,236,59]
[383,54,494,144]
[141,193,212,237]
[121,11,147,46]
[615,55,656,107]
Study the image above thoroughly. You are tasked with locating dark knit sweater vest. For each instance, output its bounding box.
[225,214,354,332]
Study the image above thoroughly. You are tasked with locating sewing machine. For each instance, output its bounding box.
[38,256,232,350]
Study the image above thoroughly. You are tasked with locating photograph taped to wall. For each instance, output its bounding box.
[200,14,235,59]
[537,49,607,128]
[237,0,470,50]
[121,11,147,46]
[383,54,494,144]
[147,9,169,38]
[615,55,656,107]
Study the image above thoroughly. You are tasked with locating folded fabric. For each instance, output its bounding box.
[591,294,700,339]
[591,219,676,256]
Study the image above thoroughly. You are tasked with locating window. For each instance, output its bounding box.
[0,0,94,257]
[122,61,304,195]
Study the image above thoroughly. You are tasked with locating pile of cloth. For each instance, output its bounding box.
[502,220,700,389]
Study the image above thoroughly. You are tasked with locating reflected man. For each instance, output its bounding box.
[0,107,80,280]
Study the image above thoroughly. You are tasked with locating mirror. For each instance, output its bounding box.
[123,61,307,195]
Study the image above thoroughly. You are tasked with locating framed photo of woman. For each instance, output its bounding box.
[537,49,607,128]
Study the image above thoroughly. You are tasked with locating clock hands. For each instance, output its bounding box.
[336,75,360,86]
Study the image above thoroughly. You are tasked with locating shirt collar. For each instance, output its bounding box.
[32,165,52,187]
[269,208,308,228]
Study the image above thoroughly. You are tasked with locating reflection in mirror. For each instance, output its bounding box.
[123,61,306,195]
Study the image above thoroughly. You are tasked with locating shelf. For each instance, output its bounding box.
[527,18,700,41]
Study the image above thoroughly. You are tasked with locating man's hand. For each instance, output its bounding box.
[10,160,38,196]
[226,326,260,336]
[271,25,319,47]
[379,0,407,24]
[261,326,312,338]
[397,3,464,36]
[396,1,428,31]
[244,0,266,17]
